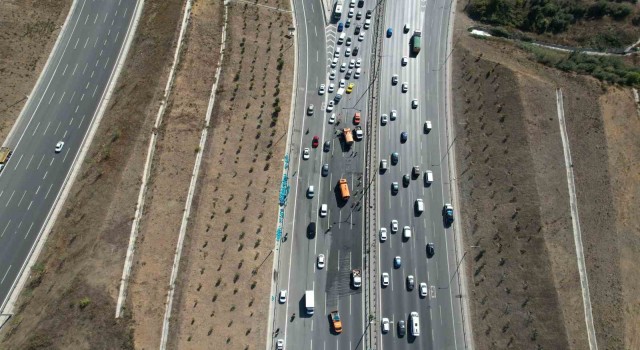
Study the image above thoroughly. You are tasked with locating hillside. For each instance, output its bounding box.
[464,0,640,50]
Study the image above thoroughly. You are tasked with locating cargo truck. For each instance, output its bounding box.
[0,147,12,173]
[351,269,362,288]
[343,128,354,145]
[305,290,315,315]
[333,0,344,20]
[339,179,350,200]
[410,30,422,55]
[330,310,343,333]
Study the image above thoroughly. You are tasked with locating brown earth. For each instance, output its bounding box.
[168,0,294,349]
[453,7,639,350]
[0,0,70,142]
[0,0,186,348]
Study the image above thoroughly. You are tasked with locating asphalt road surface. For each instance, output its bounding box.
[0,0,138,311]
[271,0,380,348]
[375,0,466,348]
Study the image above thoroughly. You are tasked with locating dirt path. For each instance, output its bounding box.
[168,0,294,348]
[0,0,186,348]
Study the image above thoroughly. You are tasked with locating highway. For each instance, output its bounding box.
[271,0,380,348]
[0,0,139,312]
[376,0,466,348]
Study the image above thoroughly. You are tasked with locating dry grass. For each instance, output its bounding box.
[168,0,294,348]
[0,0,186,348]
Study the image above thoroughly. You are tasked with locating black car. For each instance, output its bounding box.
[322,163,329,176]
[397,320,406,337]
[391,152,399,165]
[345,18,351,28]
[427,243,435,258]
[400,131,408,143]
[354,25,362,35]
[391,182,399,194]
[352,46,359,56]
[366,9,372,18]
[402,174,410,187]
[324,141,331,152]
[307,222,316,238]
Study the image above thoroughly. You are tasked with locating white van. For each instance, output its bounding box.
[415,199,424,213]
[338,32,346,44]
[424,170,434,185]
[403,226,412,239]
[410,312,420,336]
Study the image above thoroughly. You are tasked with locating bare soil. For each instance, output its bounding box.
[168,0,294,349]
[0,0,70,142]
[0,0,186,348]
[453,7,639,350]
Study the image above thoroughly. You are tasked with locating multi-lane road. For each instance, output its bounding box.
[376,0,466,348]
[0,0,139,313]
[271,0,469,347]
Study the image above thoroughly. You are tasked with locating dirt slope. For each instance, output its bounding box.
[453,7,639,349]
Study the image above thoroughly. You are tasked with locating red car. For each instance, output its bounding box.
[353,112,361,125]
[312,136,319,148]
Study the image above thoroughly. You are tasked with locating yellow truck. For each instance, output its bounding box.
[0,147,12,172]
[339,179,350,201]
[343,128,354,145]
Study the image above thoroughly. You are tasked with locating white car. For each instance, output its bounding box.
[424,120,432,132]
[319,84,325,95]
[276,339,284,350]
[403,226,412,239]
[349,59,355,68]
[382,272,390,287]
[303,148,310,160]
[364,18,371,29]
[412,99,418,108]
[390,110,397,120]
[328,82,335,92]
[354,68,361,79]
[340,62,347,72]
[339,79,346,88]
[419,282,428,297]
[331,57,338,68]
[354,128,363,140]
[348,8,354,17]
[320,204,328,217]
[404,23,410,33]
[328,113,336,124]
[317,254,325,269]
[391,220,398,233]
[329,70,336,80]
[401,56,408,66]
[334,47,341,58]
[355,58,362,68]
[381,114,388,125]
[327,100,334,112]
[391,74,398,85]
[54,141,64,153]
[307,185,315,198]
[380,159,388,170]
[401,82,408,92]
[382,318,390,333]
[345,47,351,57]
[380,227,387,242]
[358,32,365,41]
[279,290,287,303]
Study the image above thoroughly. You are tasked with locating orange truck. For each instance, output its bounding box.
[339,179,350,200]
[343,128,354,145]
[330,310,343,333]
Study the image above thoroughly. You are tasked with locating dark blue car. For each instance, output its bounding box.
[338,22,344,32]
[386,27,393,37]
